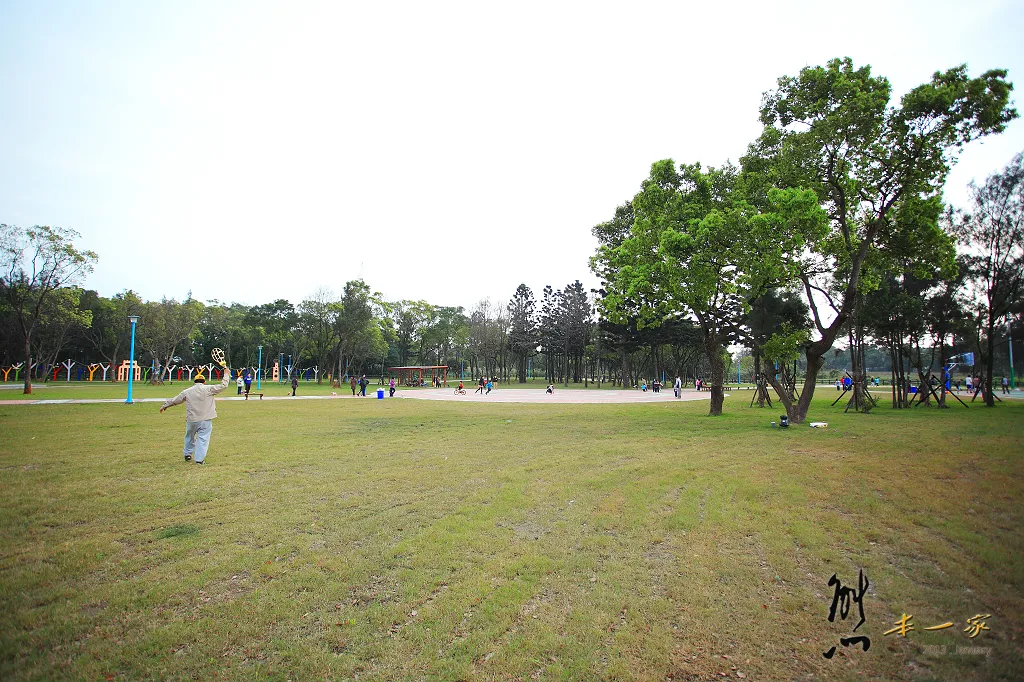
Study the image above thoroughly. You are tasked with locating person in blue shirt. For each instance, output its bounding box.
[243,370,252,395]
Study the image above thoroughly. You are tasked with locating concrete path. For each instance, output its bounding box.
[398,388,712,403]
[0,395,349,406]
[0,389,713,405]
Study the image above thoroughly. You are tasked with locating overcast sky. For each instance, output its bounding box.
[2,0,1023,312]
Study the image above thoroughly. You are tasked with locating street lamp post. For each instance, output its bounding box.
[126,315,140,404]
[257,345,263,390]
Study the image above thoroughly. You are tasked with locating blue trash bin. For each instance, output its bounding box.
[377,388,385,399]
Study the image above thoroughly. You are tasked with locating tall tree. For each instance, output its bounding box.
[595,160,825,415]
[81,289,144,379]
[952,151,1024,406]
[137,297,204,382]
[0,224,98,394]
[334,280,387,378]
[744,57,1016,421]
[30,286,93,380]
[507,284,537,382]
[299,288,339,383]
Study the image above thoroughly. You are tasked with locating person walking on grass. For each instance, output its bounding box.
[674,375,682,398]
[159,362,231,465]
[243,369,252,396]
[291,374,299,396]
[236,373,244,395]
[350,375,358,396]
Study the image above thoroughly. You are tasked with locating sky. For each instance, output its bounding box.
[2,0,1023,312]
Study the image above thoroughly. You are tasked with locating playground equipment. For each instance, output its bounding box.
[117,360,141,382]
[2,363,23,381]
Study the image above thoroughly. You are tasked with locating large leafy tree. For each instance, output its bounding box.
[0,224,98,394]
[333,279,389,378]
[595,160,825,415]
[743,57,1016,421]
[137,297,204,382]
[952,151,1024,405]
[81,289,144,379]
[30,286,93,380]
[299,288,339,383]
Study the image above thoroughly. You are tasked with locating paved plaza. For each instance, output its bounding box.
[0,386,714,405]
[399,387,713,403]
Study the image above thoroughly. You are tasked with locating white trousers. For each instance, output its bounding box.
[184,420,213,462]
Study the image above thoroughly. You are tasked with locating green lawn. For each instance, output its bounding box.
[0,395,1020,681]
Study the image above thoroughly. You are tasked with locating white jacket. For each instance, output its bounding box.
[162,369,232,422]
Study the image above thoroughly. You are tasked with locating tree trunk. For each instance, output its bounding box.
[704,337,725,416]
[22,336,33,394]
[984,319,996,407]
[938,353,947,408]
[784,350,824,424]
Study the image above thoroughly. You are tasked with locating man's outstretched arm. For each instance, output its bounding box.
[160,391,186,413]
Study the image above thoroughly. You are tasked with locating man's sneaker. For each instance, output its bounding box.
[184,455,192,462]
[195,460,204,465]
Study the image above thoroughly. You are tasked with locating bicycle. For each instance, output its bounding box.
[453,388,466,395]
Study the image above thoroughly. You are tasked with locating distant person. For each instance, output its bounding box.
[457,380,464,393]
[965,375,973,393]
[475,377,485,394]
[243,370,252,395]
[236,374,244,395]
[641,378,647,392]
[486,378,493,394]
[159,364,231,465]
[350,375,358,396]
[359,375,368,396]
[389,376,396,397]
[835,379,842,391]
[291,374,299,396]
[1002,376,1010,394]
[546,383,554,394]
[674,376,682,398]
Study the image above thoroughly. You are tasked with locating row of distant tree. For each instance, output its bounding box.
[591,57,1022,421]
[0,231,632,391]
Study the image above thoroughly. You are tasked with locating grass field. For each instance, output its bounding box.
[0,392,1021,681]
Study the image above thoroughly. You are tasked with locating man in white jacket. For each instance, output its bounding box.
[160,364,232,464]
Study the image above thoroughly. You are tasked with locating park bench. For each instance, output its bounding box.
[244,392,264,400]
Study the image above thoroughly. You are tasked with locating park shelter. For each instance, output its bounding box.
[388,365,448,387]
